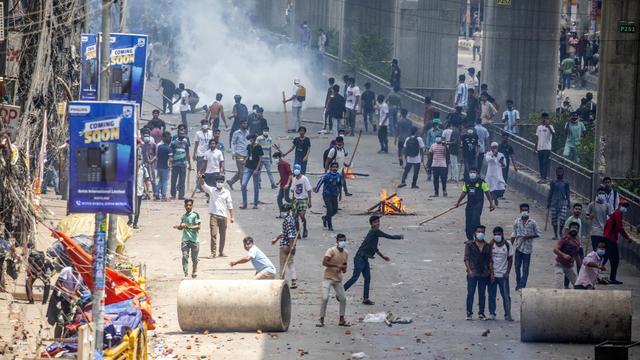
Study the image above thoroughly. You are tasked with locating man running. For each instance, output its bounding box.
[315,162,343,231]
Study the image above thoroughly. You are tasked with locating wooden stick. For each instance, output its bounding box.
[280,231,301,279]
[419,201,467,225]
[544,207,550,231]
[367,193,398,212]
[282,91,289,132]
[345,129,363,168]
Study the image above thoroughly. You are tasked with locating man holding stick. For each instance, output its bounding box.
[271,203,298,289]
[455,167,495,241]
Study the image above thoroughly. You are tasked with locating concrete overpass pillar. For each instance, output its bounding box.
[595,0,640,179]
[482,0,561,118]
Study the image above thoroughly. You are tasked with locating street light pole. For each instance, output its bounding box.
[93,0,111,356]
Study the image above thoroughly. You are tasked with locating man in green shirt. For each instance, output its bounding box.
[561,57,574,90]
[563,112,586,162]
[174,199,201,278]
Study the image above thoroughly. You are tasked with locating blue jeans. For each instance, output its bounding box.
[170,166,187,199]
[42,168,60,194]
[343,255,371,300]
[388,109,398,136]
[260,159,277,187]
[466,276,488,316]
[488,277,511,317]
[562,73,571,89]
[241,167,260,207]
[156,169,169,199]
[514,250,531,289]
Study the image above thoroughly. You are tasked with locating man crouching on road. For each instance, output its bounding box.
[230,237,277,280]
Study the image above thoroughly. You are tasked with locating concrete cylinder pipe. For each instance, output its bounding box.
[177,280,291,332]
[521,288,632,343]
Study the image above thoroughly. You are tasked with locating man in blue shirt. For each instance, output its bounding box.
[315,162,343,231]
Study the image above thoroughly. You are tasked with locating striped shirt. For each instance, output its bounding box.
[429,143,448,167]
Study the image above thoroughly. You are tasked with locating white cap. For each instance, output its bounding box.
[294,79,300,85]
[491,141,499,147]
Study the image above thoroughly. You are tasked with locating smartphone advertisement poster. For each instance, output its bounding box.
[68,101,137,214]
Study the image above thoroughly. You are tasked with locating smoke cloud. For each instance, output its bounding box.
[167,0,324,111]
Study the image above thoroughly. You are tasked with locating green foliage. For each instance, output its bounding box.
[618,172,640,197]
[519,111,594,169]
[323,29,339,56]
[350,33,392,79]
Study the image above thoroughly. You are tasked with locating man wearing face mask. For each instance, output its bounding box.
[315,162,343,231]
[464,225,493,321]
[488,227,513,321]
[456,167,495,241]
[603,199,632,285]
[484,142,506,206]
[428,134,448,197]
[553,222,582,288]
[290,164,312,238]
[170,128,192,200]
[141,129,157,198]
[324,136,352,197]
[563,203,586,287]
[574,240,607,289]
[460,123,479,180]
[256,126,277,189]
[200,175,234,258]
[317,233,350,327]
[510,203,540,291]
[547,167,571,239]
[193,119,212,191]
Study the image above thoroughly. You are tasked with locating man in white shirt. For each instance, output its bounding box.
[398,126,425,189]
[502,100,520,134]
[466,67,479,91]
[290,164,312,238]
[377,95,389,153]
[175,83,190,133]
[488,227,514,321]
[230,237,277,280]
[200,175,234,258]
[202,139,225,186]
[194,119,212,191]
[455,74,468,108]
[283,79,305,133]
[535,113,555,182]
[344,77,361,136]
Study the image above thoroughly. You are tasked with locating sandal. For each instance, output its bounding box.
[290,280,298,289]
[315,322,324,327]
[338,321,352,327]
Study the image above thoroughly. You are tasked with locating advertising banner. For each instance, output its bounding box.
[68,101,137,215]
[80,33,100,101]
[108,33,148,105]
[79,33,148,105]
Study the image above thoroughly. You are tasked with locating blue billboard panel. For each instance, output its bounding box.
[68,101,137,215]
[79,34,99,101]
[108,33,148,105]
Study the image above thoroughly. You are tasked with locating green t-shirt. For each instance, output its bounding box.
[561,58,574,75]
[181,211,201,244]
[565,121,586,146]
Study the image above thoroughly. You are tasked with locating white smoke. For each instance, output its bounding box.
[174,0,325,111]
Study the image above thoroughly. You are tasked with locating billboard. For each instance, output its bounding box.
[68,101,137,215]
[79,33,148,105]
[0,104,20,141]
[80,33,100,101]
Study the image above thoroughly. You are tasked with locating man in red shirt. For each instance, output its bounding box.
[274,151,292,218]
[553,221,582,289]
[603,199,631,284]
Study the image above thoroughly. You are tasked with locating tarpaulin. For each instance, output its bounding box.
[57,213,132,254]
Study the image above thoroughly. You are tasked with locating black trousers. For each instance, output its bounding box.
[465,204,483,241]
[128,195,143,226]
[604,240,621,281]
[432,167,448,194]
[378,126,388,152]
[538,150,551,179]
[401,163,420,187]
[277,186,291,212]
[323,195,339,228]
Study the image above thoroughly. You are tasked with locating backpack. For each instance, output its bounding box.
[323,146,337,167]
[405,136,419,157]
[296,85,306,102]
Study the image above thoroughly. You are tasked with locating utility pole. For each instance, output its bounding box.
[93,0,111,356]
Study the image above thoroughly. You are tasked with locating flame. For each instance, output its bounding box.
[379,189,406,214]
[344,167,355,179]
